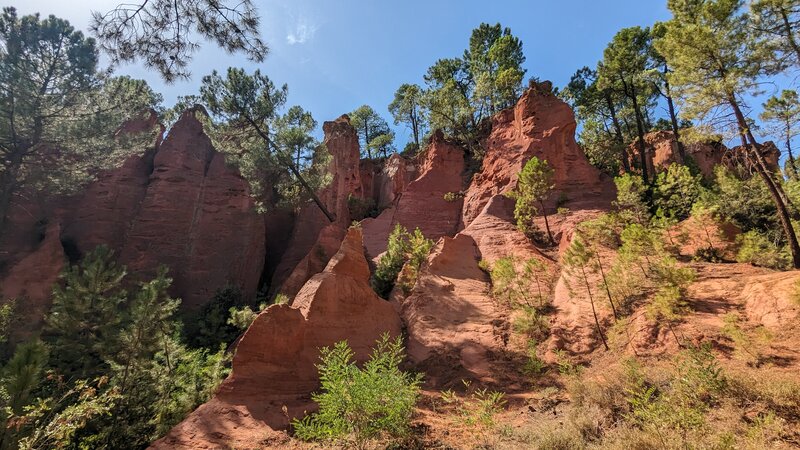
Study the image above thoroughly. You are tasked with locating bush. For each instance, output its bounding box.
[292,334,422,449]
[371,225,433,298]
[613,174,650,225]
[185,285,245,349]
[652,163,702,220]
[736,230,792,270]
[348,194,379,221]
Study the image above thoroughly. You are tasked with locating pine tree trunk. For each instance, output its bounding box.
[580,265,609,351]
[627,79,650,184]
[540,200,554,245]
[663,65,686,162]
[606,93,630,172]
[730,98,800,268]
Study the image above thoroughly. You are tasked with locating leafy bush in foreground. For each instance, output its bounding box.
[292,334,422,449]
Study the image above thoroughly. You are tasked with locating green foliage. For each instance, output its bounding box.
[199,67,332,216]
[350,105,394,159]
[388,84,427,148]
[185,285,245,350]
[0,301,15,345]
[16,379,119,450]
[760,90,800,179]
[422,23,526,154]
[371,225,434,298]
[487,256,551,312]
[90,0,267,82]
[443,191,463,202]
[43,246,127,380]
[508,156,555,243]
[27,247,231,448]
[441,381,506,432]
[652,163,702,220]
[710,166,780,239]
[227,302,268,331]
[0,8,161,233]
[722,312,772,366]
[348,194,379,221]
[655,0,769,132]
[613,174,651,225]
[292,334,422,449]
[3,341,48,415]
[736,230,792,269]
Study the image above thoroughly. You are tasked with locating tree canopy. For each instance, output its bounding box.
[0,7,161,235]
[90,0,268,82]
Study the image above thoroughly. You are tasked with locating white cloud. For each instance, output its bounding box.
[286,18,317,45]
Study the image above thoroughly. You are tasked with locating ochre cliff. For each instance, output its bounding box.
[150,228,402,450]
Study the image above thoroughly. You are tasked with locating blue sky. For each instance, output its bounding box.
[20,1,673,145]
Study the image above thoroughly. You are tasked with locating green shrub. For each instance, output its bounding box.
[292,334,422,449]
[227,302,268,331]
[441,381,506,431]
[443,191,463,202]
[348,194,379,221]
[371,225,433,298]
[736,230,791,270]
[186,285,245,349]
[488,256,550,309]
[508,156,555,243]
[613,173,650,225]
[652,163,702,220]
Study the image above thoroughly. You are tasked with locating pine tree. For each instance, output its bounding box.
[656,0,800,268]
[199,68,335,221]
[388,84,427,151]
[43,246,127,380]
[508,156,556,244]
[0,8,161,236]
[760,90,800,179]
[562,236,609,351]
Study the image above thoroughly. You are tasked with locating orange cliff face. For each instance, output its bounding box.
[462,81,615,228]
[0,110,275,327]
[149,228,402,450]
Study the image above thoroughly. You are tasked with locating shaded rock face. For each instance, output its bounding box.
[396,234,511,389]
[151,228,402,450]
[1,110,270,318]
[362,132,464,259]
[0,223,65,341]
[269,115,363,297]
[117,111,266,310]
[360,153,418,209]
[462,84,615,227]
[631,131,781,179]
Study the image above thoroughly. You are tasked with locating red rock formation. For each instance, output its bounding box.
[118,111,266,310]
[462,83,615,227]
[396,234,510,388]
[362,132,464,259]
[360,154,417,209]
[460,195,549,265]
[630,131,781,179]
[269,115,363,296]
[0,223,65,341]
[151,228,402,450]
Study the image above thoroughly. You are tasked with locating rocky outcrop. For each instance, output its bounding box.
[0,223,65,341]
[362,132,464,259]
[269,115,363,296]
[631,131,781,179]
[628,131,725,179]
[460,195,549,266]
[151,228,402,450]
[118,111,266,310]
[396,234,513,389]
[360,153,417,209]
[462,82,615,227]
